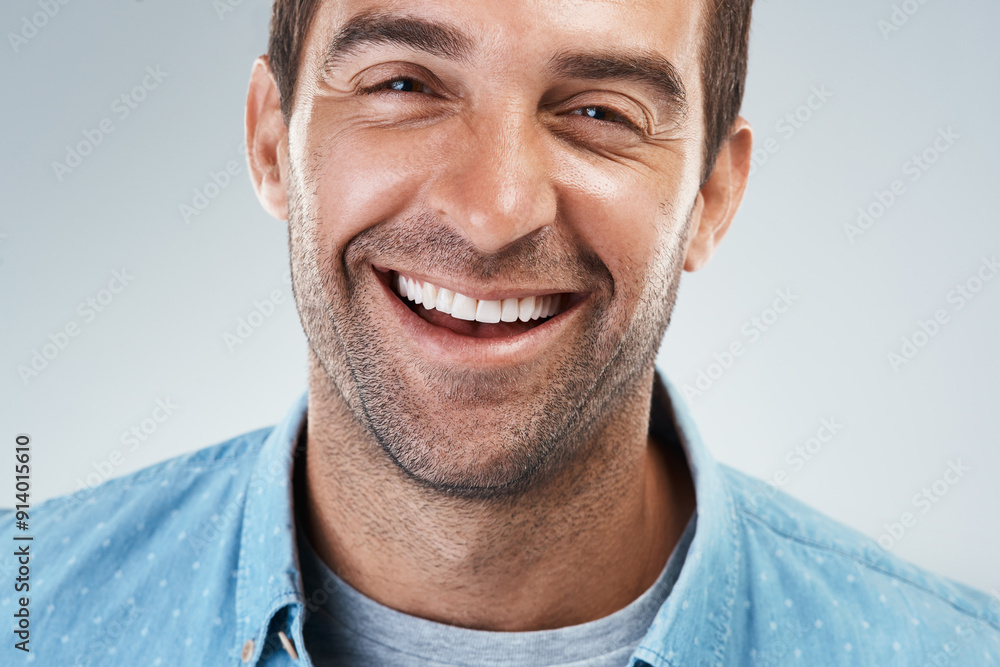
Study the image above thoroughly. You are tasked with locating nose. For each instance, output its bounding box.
[427,110,557,254]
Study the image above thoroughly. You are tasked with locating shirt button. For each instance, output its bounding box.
[241,639,255,662]
[278,630,299,661]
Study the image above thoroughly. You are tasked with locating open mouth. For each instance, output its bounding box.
[375,266,587,339]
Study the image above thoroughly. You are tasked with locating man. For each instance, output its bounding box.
[5,0,999,665]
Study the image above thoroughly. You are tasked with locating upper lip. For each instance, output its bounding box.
[378,265,587,302]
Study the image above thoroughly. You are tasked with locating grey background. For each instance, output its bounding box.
[2,0,997,595]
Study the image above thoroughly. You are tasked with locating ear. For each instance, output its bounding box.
[683,117,753,272]
[245,56,290,221]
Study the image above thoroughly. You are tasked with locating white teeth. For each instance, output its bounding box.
[500,298,519,322]
[395,274,562,325]
[530,297,543,320]
[451,293,478,321]
[422,282,438,307]
[475,299,502,323]
[435,287,454,314]
[518,296,535,322]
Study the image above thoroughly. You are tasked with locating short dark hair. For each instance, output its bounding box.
[267,0,753,184]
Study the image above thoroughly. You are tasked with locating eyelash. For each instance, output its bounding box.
[360,77,642,132]
[359,76,432,95]
[567,105,641,132]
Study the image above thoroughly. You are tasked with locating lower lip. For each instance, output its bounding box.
[371,265,589,366]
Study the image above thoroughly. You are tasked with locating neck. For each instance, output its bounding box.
[302,358,696,631]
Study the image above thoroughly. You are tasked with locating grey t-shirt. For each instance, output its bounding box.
[297,514,696,666]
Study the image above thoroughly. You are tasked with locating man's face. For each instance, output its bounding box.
[281,0,711,498]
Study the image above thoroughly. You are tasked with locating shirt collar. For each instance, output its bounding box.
[233,371,742,665]
[235,391,309,664]
[634,373,744,665]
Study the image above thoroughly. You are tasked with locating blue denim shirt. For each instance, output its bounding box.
[3,373,998,666]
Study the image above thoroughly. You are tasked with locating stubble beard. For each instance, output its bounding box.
[287,160,692,503]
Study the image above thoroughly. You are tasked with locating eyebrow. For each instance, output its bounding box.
[323,11,687,118]
[547,52,688,119]
[324,11,472,70]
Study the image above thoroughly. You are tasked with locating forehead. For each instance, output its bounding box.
[305,0,706,79]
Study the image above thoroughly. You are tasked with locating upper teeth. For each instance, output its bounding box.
[397,274,561,324]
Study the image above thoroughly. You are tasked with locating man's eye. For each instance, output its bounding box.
[366,77,430,94]
[571,105,637,129]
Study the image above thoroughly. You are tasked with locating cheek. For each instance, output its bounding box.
[556,159,681,294]
[301,116,443,256]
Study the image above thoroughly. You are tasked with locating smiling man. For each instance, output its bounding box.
[6,0,1000,666]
